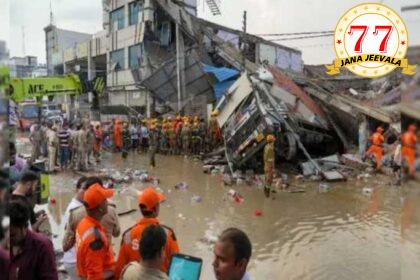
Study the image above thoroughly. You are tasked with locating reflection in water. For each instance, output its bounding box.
[43,152,419,280]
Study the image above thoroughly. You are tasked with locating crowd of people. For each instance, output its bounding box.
[0,170,253,280]
[28,112,223,172]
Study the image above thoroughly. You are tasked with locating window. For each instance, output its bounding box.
[129,1,143,26]
[129,44,143,69]
[110,49,125,70]
[110,7,125,31]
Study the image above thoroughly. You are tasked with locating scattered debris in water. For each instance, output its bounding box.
[362,187,374,196]
[191,195,203,204]
[175,182,189,190]
[319,182,331,193]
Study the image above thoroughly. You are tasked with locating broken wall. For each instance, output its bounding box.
[259,43,303,72]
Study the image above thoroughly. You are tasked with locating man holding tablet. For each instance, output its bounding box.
[121,225,168,280]
[115,187,179,279]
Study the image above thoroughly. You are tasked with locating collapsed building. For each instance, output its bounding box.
[48,0,417,172]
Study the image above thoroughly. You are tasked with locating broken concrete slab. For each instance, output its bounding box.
[341,154,371,170]
[322,170,346,182]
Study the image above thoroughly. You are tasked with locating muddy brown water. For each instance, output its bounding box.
[18,141,420,280]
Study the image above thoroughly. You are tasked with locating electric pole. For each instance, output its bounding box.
[241,11,247,72]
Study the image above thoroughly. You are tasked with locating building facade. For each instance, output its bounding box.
[0,40,9,65]
[44,25,93,75]
[45,0,303,117]
[8,56,47,78]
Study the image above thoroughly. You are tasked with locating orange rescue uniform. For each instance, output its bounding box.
[115,217,179,279]
[365,131,385,169]
[401,130,417,176]
[76,216,115,280]
[114,122,122,149]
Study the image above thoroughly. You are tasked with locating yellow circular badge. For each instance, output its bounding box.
[327,3,416,78]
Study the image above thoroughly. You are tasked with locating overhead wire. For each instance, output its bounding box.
[256,30,334,37]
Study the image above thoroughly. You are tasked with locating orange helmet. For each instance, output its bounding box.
[376,126,384,133]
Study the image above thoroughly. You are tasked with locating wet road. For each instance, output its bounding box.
[34,150,420,280]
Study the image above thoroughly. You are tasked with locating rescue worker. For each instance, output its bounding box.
[175,116,183,155]
[401,124,417,177]
[114,119,123,152]
[139,121,149,153]
[93,125,103,163]
[69,123,78,169]
[46,122,59,173]
[76,183,115,280]
[191,121,201,155]
[199,118,207,153]
[209,110,221,151]
[29,123,43,162]
[167,117,177,155]
[264,134,276,198]
[115,187,179,279]
[86,125,95,165]
[181,118,191,155]
[365,126,385,171]
[122,122,131,158]
[74,124,88,171]
[149,124,158,168]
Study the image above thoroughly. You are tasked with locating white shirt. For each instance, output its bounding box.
[61,198,83,264]
[242,272,251,280]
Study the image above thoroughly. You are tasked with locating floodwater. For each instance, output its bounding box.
[30,148,420,280]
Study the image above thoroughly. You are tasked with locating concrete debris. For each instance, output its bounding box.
[175,182,189,190]
[191,195,203,204]
[309,175,322,181]
[228,189,244,203]
[357,173,372,180]
[322,170,346,182]
[319,182,331,193]
[362,187,374,196]
[341,154,371,170]
[200,231,218,245]
[202,165,215,173]
[222,174,234,186]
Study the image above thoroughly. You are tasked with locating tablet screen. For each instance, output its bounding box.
[169,254,202,280]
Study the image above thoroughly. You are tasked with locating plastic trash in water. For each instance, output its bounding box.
[228,189,244,204]
[362,187,374,196]
[319,182,331,193]
[139,173,149,182]
[254,209,263,217]
[191,195,202,204]
[222,174,234,186]
[200,231,218,245]
[175,182,189,190]
[357,173,372,180]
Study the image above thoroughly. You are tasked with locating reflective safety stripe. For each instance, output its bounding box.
[81,227,95,242]
[123,231,132,245]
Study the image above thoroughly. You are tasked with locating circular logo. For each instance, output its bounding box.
[334,3,408,78]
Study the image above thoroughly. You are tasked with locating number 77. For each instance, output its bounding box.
[348,25,369,52]
[348,25,393,53]
[372,25,393,52]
